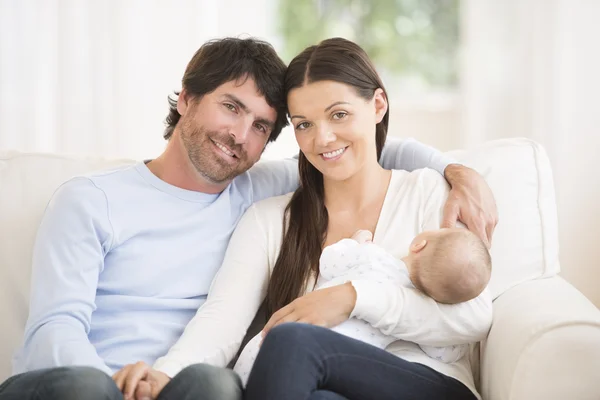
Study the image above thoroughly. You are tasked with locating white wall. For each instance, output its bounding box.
[461,0,600,306]
[551,1,600,308]
[0,0,277,160]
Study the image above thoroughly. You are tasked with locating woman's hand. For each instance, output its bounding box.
[262,282,357,336]
[442,164,499,248]
[112,361,170,400]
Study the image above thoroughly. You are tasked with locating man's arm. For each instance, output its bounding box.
[441,164,498,248]
[381,137,498,247]
[14,178,113,375]
[249,138,452,203]
[379,137,454,175]
[248,158,299,203]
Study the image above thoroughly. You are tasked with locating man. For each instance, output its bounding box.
[0,37,497,400]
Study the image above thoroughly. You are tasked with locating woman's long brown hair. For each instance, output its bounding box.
[265,38,390,317]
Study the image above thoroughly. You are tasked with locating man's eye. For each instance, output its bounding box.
[224,103,237,112]
[254,123,266,133]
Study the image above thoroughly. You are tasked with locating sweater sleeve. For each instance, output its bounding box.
[350,170,493,346]
[13,178,113,375]
[248,159,299,203]
[248,138,455,204]
[379,137,456,176]
[153,203,274,377]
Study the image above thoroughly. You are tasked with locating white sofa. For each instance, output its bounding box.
[1,138,599,399]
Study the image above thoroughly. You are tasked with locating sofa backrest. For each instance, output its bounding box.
[0,138,560,381]
[447,138,560,294]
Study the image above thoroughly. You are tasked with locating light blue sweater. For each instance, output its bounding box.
[13,138,452,376]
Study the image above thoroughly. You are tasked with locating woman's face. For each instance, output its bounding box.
[287,80,387,182]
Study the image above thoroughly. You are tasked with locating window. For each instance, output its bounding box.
[276,0,459,94]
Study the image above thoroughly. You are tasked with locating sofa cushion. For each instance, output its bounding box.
[447,138,560,297]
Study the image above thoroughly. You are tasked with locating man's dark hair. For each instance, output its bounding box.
[164,37,288,142]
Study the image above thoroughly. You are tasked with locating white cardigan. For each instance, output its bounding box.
[154,168,493,398]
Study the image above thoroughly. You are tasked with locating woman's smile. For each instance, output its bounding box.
[320,146,349,161]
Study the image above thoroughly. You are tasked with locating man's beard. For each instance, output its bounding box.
[180,119,254,184]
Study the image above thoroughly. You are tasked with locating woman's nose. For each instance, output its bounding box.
[315,124,336,147]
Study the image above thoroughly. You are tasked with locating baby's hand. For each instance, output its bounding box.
[351,229,373,244]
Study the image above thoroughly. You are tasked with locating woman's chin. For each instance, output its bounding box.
[306,156,357,182]
[318,167,356,183]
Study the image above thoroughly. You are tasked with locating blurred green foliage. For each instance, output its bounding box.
[277,0,459,90]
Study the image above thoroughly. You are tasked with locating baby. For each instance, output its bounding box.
[233,227,492,385]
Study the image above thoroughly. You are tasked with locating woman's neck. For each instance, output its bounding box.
[323,159,391,212]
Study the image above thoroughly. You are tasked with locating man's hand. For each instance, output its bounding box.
[262,282,357,337]
[113,362,170,400]
[442,164,498,248]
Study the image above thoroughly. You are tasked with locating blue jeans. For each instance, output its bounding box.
[0,363,242,400]
[244,323,478,400]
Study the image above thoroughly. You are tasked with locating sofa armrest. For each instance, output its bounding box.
[480,276,600,400]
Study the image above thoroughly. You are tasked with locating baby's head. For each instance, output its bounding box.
[404,228,491,304]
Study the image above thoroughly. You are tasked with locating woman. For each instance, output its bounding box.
[150,38,492,399]
[238,38,491,400]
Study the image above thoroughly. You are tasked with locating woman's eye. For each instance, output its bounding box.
[332,112,347,120]
[296,122,311,130]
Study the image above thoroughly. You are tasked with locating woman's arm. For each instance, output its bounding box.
[350,281,492,346]
[153,204,273,378]
[351,169,493,346]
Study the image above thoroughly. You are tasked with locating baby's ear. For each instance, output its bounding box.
[410,239,428,254]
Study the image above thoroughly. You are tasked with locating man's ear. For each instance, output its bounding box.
[410,239,428,254]
[177,89,190,116]
[373,88,388,124]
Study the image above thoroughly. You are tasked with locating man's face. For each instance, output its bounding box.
[177,77,278,184]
